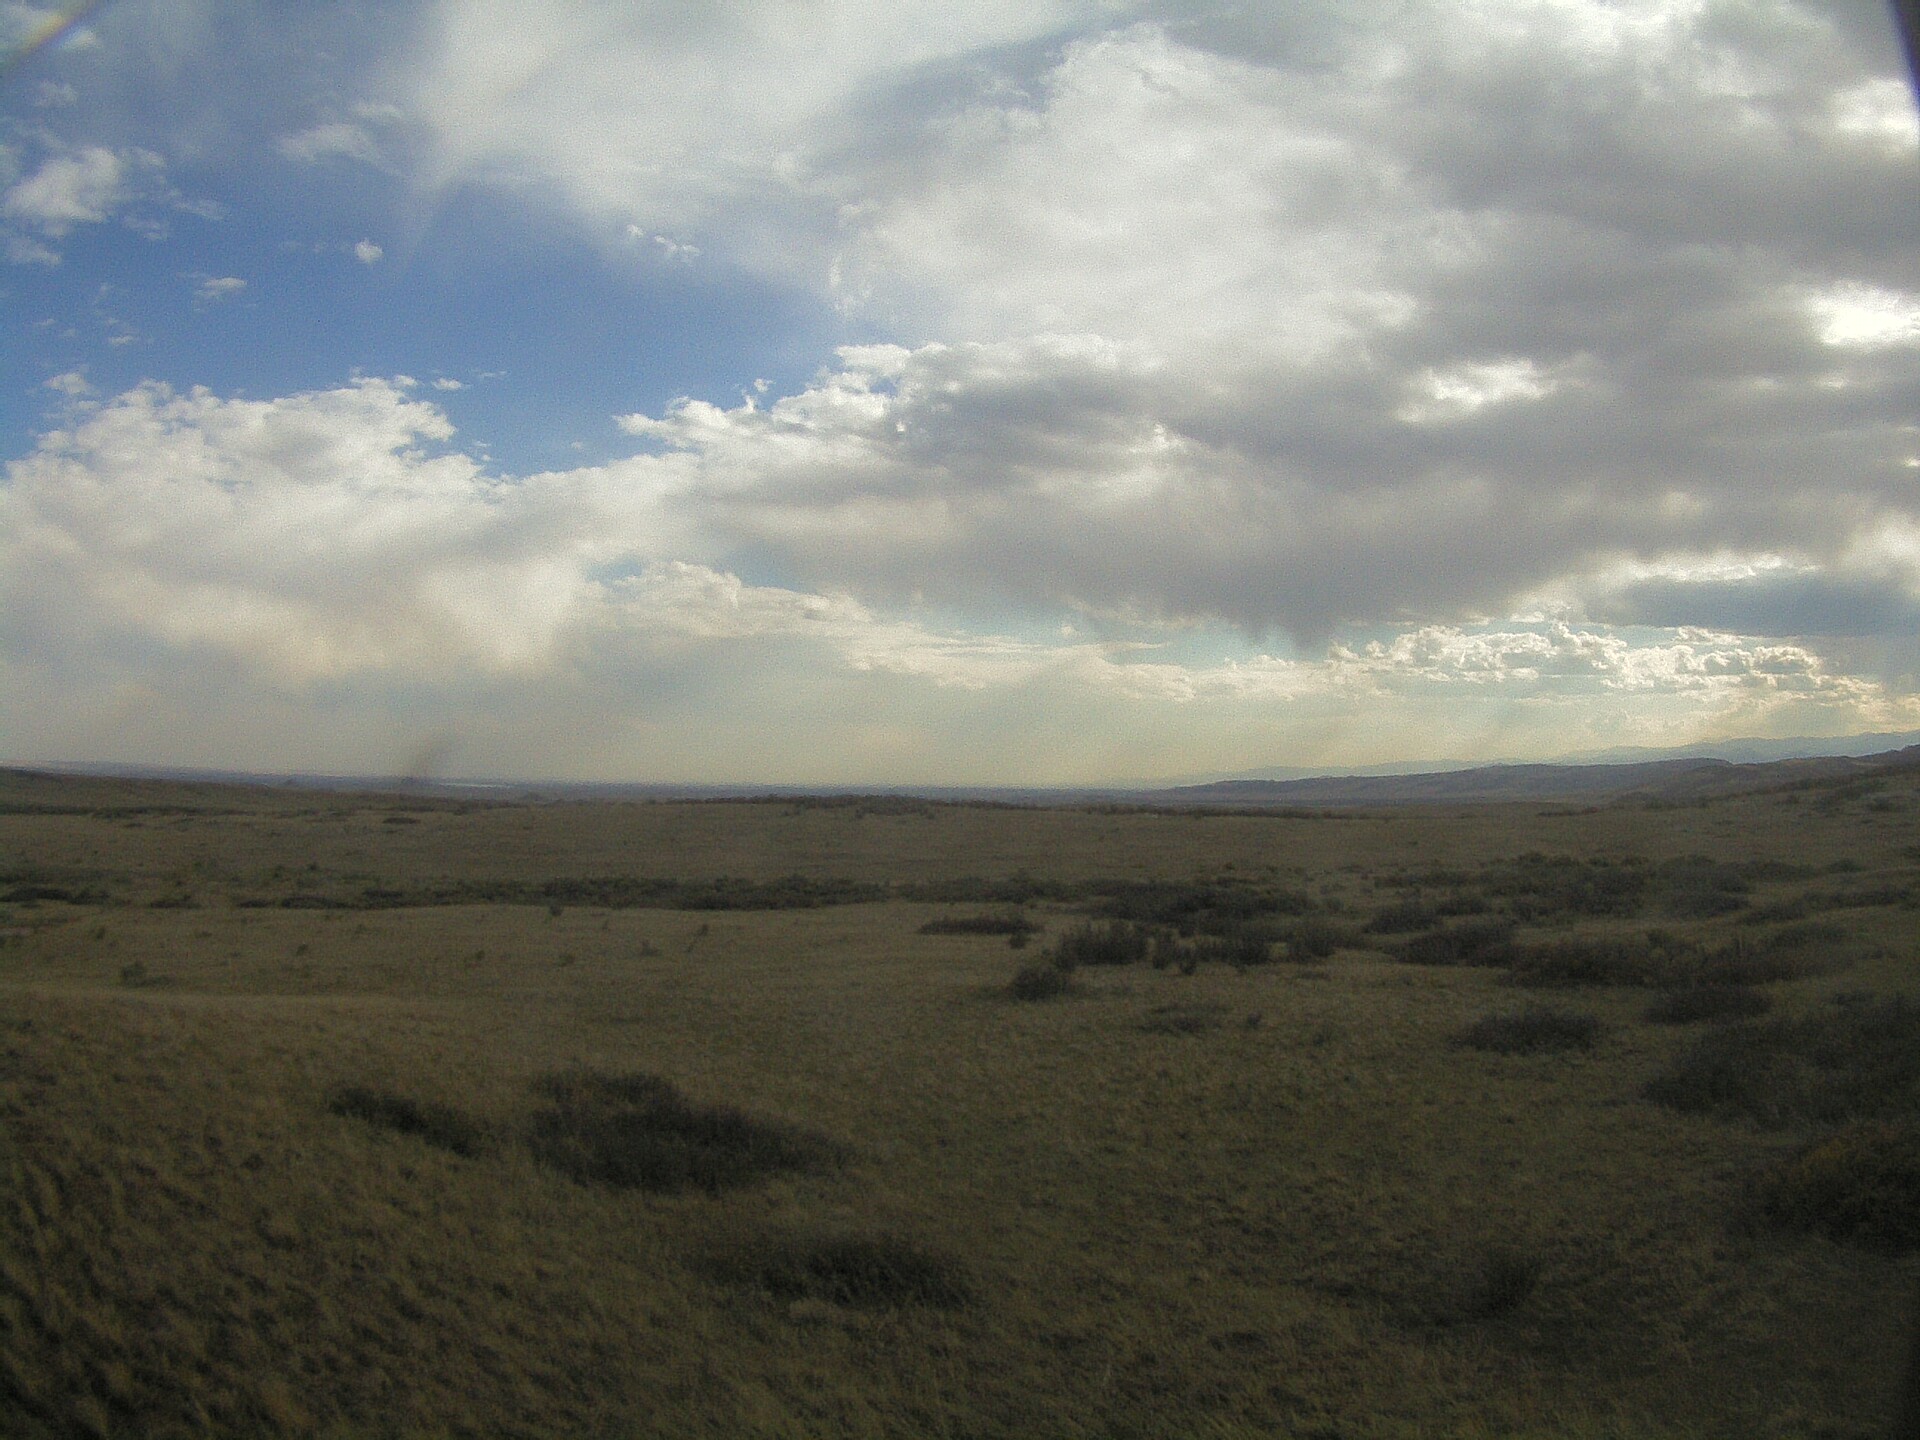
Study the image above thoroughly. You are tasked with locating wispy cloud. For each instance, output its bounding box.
[191,273,246,303]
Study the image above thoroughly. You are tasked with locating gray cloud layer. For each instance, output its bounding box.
[406,4,1920,643]
[5,0,1920,779]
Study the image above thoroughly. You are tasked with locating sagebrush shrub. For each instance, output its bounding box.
[919,910,1035,937]
[1644,984,1772,1025]
[1643,996,1920,1127]
[1053,920,1153,967]
[1763,1121,1920,1251]
[527,1069,844,1192]
[1396,918,1517,967]
[1366,899,1437,934]
[1454,1007,1600,1055]
[1007,962,1074,1000]
[716,1229,973,1308]
[1506,935,1671,988]
[328,1084,487,1157]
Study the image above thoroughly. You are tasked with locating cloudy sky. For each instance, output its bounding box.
[3,0,1918,785]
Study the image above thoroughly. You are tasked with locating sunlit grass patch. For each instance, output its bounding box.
[527,1069,846,1192]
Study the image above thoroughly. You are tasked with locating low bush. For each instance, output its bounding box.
[1086,877,1314,933]
[1644,984,1773,1025]
[1436,889,1491,916]
[1395,918,1517,967]
[1655,856,1750,919]
[1762,1121,1920,1251]
[1489,853,1649,921]
[1506,935,1676,988]
[1466,1246,1544,1319]
[527,1070,844,1192]
[715,1229,974,1309]
[327,1085,487,1157]
[1007,962,1074,1000]
[1190,932,1277,968]
[919,909,1036,937]
[1366,899,1438,934]
[1454,1007,1600,1055]
[1139,1003,1227,1035]
[1285,916,1351,960]
[1053,920,1153,967]
[1643,996,1920,1128]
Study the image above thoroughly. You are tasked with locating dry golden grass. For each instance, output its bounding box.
[1,765,1917,1436]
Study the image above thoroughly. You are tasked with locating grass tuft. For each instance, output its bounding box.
[527,1069,845,1192]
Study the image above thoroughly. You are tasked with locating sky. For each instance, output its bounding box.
[2,0,1918,786]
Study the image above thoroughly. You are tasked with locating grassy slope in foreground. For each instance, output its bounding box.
[0,764,1917,1437]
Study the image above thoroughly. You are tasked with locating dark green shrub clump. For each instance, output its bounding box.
[1285,917,1351,960]
[1690,923,1848,986]
[1395,918,1517,967]
[1762,1122,1920,1251]
[1489,853,1648,920]
[1189,931,1277,968]
[1506,935,1674,988]
[1053,920,1153,967]
[1455,1007,1600,1055]
[1139,1002,1227,1035]
[716,1230,973,1309]
[1644,984,1773,1025]
[1367,899,1438,934]
[1467,1246,1544,1319]
[328,1084,487,1157]
[1643,996,1920,1127]
[1654,856,1750,918]
[919,909,1036,938]
[527,1070,844,1192]
[1007,961,1074,1000]
[1088,878,1311,932]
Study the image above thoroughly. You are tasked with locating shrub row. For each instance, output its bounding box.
[918,909,1036,937]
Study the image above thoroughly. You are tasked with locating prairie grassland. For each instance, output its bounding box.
[1,766,1918,1437]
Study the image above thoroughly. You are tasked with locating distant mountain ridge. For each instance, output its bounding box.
[1146,745,1920,808]
[16,730,1920,809]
